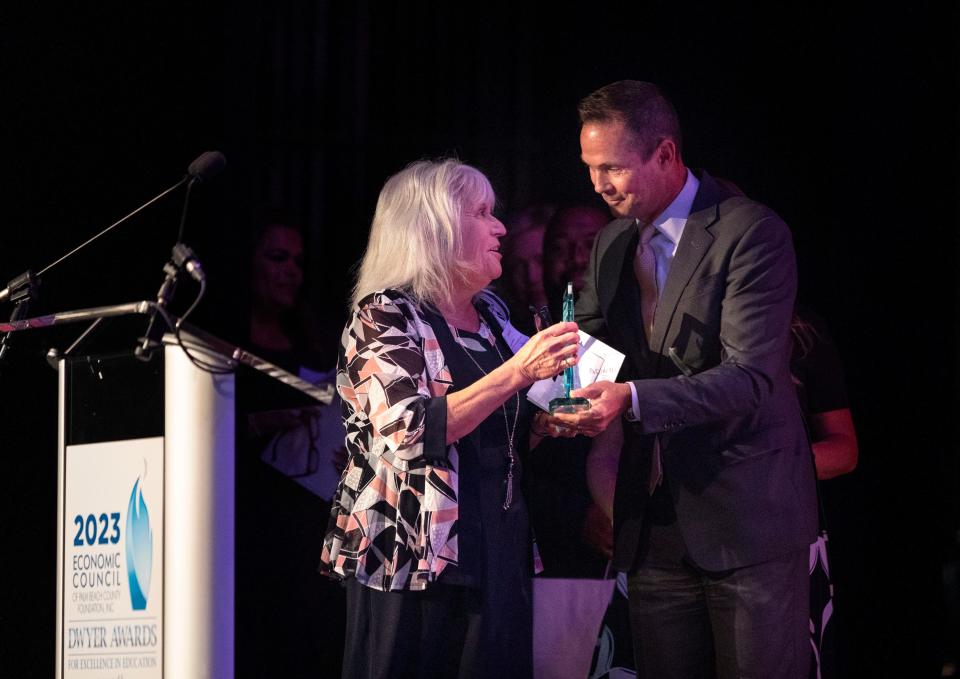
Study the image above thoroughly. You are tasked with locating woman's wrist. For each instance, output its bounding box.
[530,410,555,438]
[500,358,531,392]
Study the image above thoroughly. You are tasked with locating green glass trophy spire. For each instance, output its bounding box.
[549,282,591,414]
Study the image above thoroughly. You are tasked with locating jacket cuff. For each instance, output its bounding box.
[625,381,642,423]
[422,395,450,463]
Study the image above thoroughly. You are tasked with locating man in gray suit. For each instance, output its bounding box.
[554,80,817,678]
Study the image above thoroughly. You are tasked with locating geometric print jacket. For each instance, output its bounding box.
[319,288,523,591]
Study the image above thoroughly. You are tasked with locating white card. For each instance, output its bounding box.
[526,331,625,411]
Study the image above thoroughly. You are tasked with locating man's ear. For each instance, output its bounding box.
[656,138,678,167]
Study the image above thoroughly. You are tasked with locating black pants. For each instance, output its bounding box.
[627,523,810,679]
[342,578,532,679]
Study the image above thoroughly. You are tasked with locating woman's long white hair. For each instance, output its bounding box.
[352,158,495,310]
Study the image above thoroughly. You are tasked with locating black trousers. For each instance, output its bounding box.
[342,578,532,679]
[626,491,810,679]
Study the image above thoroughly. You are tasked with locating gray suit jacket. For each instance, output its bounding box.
[576,170,817,572]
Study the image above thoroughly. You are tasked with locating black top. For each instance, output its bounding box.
[790,308,849,418]
[421,299,533,589]
[525,435,612,579]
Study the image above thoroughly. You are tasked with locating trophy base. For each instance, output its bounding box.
[549,397,591,414]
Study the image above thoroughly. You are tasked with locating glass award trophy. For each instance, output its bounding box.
[548,282,591,414]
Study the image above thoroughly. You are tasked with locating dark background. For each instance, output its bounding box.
[1,3,956,677]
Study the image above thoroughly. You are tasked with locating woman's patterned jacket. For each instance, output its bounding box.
[319,288,527,591]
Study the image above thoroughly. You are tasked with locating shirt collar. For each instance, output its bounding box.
[650,168,699,246]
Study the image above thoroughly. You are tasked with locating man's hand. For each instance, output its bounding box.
[553,381,631,437]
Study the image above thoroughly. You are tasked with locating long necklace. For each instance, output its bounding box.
[453,322,520,510]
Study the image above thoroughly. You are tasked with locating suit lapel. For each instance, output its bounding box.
[648,171,726,357]
[598,220,653,377]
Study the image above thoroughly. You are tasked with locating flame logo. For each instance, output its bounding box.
[125,477,153,610]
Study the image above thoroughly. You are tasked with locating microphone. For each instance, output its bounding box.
[177,150,226,243]
[0,271,37,304]
[133,243,206,361]
[187,151,227,183]
[172,243,205,283]
[1,150,228,306]
[136,152,224,360]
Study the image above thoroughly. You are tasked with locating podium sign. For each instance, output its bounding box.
[61,437,164,677]
[56,342,236,679]
[3,304,333,679]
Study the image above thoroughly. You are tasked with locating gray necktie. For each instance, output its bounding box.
[633,222,663,493]
[633,222,659,341]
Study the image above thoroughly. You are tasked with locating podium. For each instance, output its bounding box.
[2,302,333,679]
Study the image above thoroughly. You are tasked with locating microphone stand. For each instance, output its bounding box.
[2,150,224,366]
[131,151,220,361]
[0,177,188,366]
[135,178,207,363]
[45,316,106,369]
[0,177,189,305]
[0,271,39,363]
[134,256,182,361]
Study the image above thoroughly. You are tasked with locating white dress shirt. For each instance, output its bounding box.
[628,169,699,420]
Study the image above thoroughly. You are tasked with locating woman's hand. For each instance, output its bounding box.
[509,321,580,386]
[447,322,579,446]
[531,410,579,438]
[530,409,579,442]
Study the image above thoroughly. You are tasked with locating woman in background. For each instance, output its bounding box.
[238,217,347,678]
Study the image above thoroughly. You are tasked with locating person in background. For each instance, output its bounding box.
[248,218,338,375]
[236,216,348,678]
[320,159,580,679]
[497,203,555,334]
[705,175,859,677]
[790,309,858,480]
[244,217,346,494]
[790,307,858,679]
[541,206,609,311]
[525,204,619,679]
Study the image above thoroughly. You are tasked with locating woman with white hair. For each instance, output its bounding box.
[320,159,580,678]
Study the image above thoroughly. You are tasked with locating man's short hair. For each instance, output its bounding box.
[577,80,683,161]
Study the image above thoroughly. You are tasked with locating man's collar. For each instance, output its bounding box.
[650,169,699,245]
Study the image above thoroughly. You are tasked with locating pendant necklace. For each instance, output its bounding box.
[453,322,520,510]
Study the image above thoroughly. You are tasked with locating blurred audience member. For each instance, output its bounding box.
[790,306,858,679]
[249,219,337,375]
[542,206,608,312]
[236,216,346,679]
[498,203,555,334]
[718,176,859,677]
[527,204,624,679]
[586,423,635,679]
[790,309,858,479]
[246,218,345,496]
